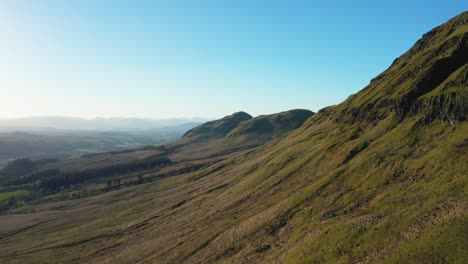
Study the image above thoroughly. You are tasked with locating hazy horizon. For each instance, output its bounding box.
[0,116,209,132]
[0,115,209,121]
[1,1,466,119]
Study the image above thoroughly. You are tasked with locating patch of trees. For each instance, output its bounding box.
[39,156,172,192]
[5,169,60,186]
[2,155,171,193]
[0,156,172,212]
[40,157,172,192]
[81,149,136,158]
[0,158,58,184]
[0,158,36,182]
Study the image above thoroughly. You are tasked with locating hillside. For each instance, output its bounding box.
[164,109,313,161]
[227,109,314,141]
[182,111,253,140]
[0,12,467,264]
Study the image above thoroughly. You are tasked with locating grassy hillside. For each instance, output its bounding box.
[182,112,253,140]
[227,109,314,142]
[0,12,466,264]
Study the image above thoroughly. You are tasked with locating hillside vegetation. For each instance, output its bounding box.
[0,12,467,264]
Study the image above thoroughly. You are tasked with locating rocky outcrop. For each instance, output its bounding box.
[413,92,467,124]
[393,35,468,121]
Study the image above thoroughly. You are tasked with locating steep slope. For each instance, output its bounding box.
[336,12,467,124]
[0,12,467,264]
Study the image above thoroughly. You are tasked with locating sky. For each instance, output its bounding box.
[0,1,466,119]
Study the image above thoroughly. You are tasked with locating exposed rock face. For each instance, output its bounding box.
[395,35,468,122]
[413,92,466,124]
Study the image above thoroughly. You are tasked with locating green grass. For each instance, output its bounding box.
[0,189,30,204]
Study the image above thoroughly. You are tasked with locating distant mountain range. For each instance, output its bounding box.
[0,116,209,131]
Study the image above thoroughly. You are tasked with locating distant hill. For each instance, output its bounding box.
[0,116,208,131]
[182,110,314,144]
[182,111,253,140]
[227,109,314,141]
[165,110,313,161]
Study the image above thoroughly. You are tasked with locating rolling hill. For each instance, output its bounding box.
[0,11,467,264]
[182,111,253,140]
[227,109,314,141]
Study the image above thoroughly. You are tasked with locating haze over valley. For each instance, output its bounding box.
[0,117,206,168]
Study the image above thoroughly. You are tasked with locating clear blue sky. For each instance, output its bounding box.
[0,1,466,119]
